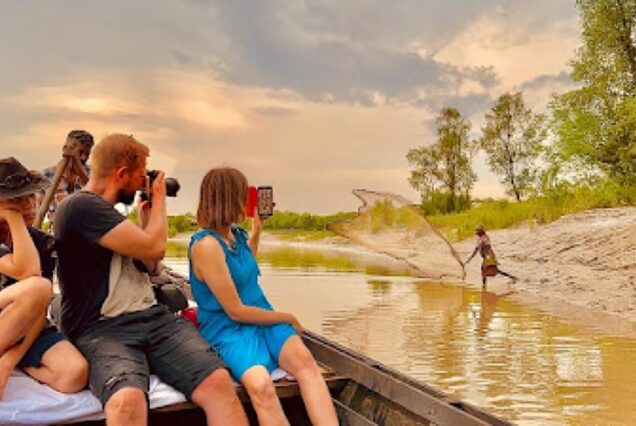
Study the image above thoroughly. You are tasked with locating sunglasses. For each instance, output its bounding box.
[0,174,32,190]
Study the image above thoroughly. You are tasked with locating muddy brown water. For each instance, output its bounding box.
[166,242,636,425]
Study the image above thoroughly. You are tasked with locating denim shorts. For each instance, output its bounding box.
[18,325,67,368]
[75,304,225,405]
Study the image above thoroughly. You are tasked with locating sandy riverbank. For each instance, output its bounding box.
[336,207,636,335]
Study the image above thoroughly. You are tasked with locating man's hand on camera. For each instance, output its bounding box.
[150,171,167,201]
[138,199,151,230]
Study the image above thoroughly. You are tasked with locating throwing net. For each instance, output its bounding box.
[328,189,464,281]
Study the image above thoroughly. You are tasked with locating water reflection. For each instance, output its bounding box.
[165,241,636,425]
[324,282,636,425]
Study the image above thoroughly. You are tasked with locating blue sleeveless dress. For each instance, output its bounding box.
[189,226,297,380]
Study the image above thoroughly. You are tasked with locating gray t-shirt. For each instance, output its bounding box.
[54,191,156,340]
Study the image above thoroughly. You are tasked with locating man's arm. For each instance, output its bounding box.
[138,198,161,273]
[98,173,168,261]
[464,246,479,265]
[70,159,89,185]
[62,140,89,186]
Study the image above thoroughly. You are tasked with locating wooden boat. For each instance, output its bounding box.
[68,329,509,426]
[58,270,510,425]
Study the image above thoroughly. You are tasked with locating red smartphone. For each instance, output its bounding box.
[257,186,274,217]
[246,186,258,217]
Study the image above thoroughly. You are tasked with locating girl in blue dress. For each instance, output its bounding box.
[189,167,337,426]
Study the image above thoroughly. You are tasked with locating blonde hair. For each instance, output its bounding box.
[91,134,149,178]
[197,168,248,230]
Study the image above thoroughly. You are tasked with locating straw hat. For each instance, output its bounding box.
[0,157,49,200]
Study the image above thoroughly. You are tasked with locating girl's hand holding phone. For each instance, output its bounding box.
[251,214,263,234]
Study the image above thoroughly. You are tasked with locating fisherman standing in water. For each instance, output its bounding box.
[464,225,517,287]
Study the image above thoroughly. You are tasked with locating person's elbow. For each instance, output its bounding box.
[13,265,42,281]
[144,240,166,261]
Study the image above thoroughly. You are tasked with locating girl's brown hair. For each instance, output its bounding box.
[197,167,248,230]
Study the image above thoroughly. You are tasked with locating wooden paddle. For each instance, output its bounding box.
[34,157,71,230]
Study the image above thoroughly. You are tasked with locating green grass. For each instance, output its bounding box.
[267,229,336,241]
[428,181,636,241]
[333,180,636,242]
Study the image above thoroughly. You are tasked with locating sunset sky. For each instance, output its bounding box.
[0,1,580,214]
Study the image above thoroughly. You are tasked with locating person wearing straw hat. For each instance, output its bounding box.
[0,157,88,399]
[464,225,518,287]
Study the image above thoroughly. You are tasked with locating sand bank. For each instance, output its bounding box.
[336,207,636,335]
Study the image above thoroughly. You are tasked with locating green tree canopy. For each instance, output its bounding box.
[551,0,636,183]
[479,92,547,201]
[407,107,476,212]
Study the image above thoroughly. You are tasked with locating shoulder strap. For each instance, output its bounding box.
[231,225,249,245]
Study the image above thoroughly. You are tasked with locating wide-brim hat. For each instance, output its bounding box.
[0,157,50,200]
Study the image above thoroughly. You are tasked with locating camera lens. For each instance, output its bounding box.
[165,178,180,197]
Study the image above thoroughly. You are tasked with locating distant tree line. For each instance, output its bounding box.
[408,0,636,214]
[260,211,357,231]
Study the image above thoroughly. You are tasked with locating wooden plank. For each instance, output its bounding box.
[152,375,347,411]
[333,398,379,426]
[303,331,510,426]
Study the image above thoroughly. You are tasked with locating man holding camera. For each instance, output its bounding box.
[54,134,248,426]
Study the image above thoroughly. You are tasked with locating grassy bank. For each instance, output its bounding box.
[428,182,636,241]
[161,210,358,241]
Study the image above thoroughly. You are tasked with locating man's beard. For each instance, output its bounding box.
[117,189,136,206]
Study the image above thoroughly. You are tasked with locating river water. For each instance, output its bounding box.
[166,241,636,425]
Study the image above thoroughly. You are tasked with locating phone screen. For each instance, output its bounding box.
[257,186,274,217]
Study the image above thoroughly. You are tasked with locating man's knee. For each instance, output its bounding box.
[201,368,234,392]
[193,368,236,401]
[105,387,147,418]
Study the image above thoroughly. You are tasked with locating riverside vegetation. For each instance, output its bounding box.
[405,0,636,239]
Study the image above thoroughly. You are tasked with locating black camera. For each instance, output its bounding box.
[139,170,180,202]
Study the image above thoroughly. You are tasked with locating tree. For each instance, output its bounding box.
[551,0,636,184]
[479,92,547,202]
[407,107,476,212]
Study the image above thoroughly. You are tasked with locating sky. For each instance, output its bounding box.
[0,1,580,214]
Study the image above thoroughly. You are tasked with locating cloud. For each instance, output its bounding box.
[0,68,433,213]
[435,1,579,91]
[252,106,299,117]
[0,1,581,213]
[199,1,503,106]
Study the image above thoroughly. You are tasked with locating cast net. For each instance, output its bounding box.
[328,189,464,281]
